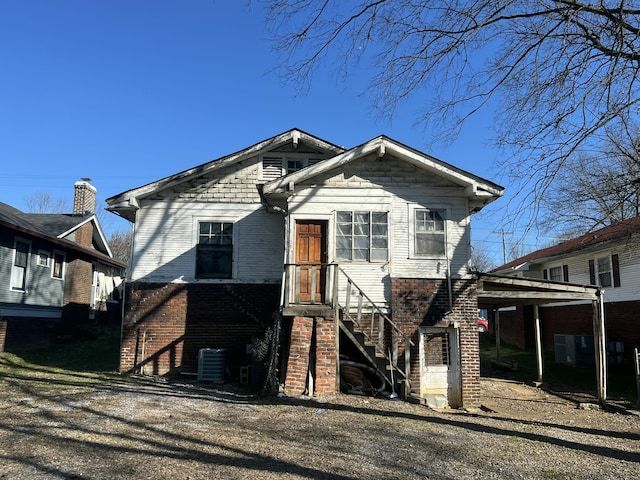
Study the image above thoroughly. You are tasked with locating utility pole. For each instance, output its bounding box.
[502,229,507,265]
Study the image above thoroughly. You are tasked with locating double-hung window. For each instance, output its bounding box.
[37,250,50,267]
[414,209,446,256]
[52,252,65,279]
[548,266,563,281]
[588,254,620,288]
[596,256,613,287]
[544,265,569,282]
[11,239,30,291]
[336,211,388,262]
[196,222,233,279]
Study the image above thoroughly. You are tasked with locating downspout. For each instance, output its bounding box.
[444,217,453,311]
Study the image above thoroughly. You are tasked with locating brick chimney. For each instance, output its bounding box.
[73,179,97,216]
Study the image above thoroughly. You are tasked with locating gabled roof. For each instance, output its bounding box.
[106,128,345,221]
[493,216,640,273]
[261,135,504,212]
[0,202,125,268]
[22,212,93,237]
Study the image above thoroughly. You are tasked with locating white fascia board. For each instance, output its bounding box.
[108,129,344,206]
[57,215,95,239]
[262,138,381,194]
[390,142,504,198]
[57,215,114,258]
[263,136,504,201]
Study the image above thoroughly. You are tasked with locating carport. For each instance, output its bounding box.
[476,273,607,404]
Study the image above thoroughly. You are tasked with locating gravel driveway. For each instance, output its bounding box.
[0,354,638,479]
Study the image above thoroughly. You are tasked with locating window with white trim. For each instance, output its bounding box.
[37,250,50,267]
[11,239,30,291]
[548,266,563,282]
[196,222,234,278]
[414,208,446,256]
[52,252,65,279]
[336,211,388,262]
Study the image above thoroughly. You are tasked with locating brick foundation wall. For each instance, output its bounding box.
[121,282,280,377]
[0,316,60,353]
[314,316,337,395]
[495,300,640,370]
[391,277,480,407]
[0,318,6,352]
[284,316,337,396]
[284,316,314,395]
[493,307,528,349]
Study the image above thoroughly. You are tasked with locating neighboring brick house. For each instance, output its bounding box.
[491,217,640,370]
[106,129,504,408]
[0,181,127,351]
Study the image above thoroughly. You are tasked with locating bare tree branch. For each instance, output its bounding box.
[263,0,640,234]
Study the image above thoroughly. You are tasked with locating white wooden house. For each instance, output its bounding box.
[107,129,503,407]
[492,217,640,370]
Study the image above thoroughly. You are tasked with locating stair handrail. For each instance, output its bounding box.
[336,266,414,346]
[336,266,414,389]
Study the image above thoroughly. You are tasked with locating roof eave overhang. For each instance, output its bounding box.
[262,137,505,210]
[106,129,344,220]
[0,219,127,269]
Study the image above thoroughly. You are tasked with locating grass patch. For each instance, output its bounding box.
[479,334,638,403]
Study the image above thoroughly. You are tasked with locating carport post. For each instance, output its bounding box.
[592,292,607,406]
[494,309,501,364]
[534,304,543,383]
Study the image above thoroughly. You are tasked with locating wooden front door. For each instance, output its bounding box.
[295,220,327,303]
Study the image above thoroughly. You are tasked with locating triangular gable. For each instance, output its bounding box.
[21,213,113,258]
[58,215,113,258]
[106,129,344,221]
[261,135,504,212]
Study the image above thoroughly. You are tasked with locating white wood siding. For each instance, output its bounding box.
[130,201,284,283]
[538,237,640,304]
[287,177,474,309]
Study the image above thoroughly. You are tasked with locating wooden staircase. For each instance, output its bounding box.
[281,263,415,397]
[335,268,414,397]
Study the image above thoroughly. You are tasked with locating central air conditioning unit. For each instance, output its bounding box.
[198,348,226,383]
[554,335,595,367]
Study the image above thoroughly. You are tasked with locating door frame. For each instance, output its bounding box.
[294,219,328,303]
[419,326,462,408]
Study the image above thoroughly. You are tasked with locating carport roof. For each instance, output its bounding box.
[476,273,600,309]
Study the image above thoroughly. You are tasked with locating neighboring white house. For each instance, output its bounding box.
[492,217,640,369]
[106,129,504,407]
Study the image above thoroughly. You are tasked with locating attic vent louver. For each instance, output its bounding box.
[262,156,284,181]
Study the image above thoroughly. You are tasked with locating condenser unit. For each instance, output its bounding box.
[198,348,226,383]
[554,335,595,367]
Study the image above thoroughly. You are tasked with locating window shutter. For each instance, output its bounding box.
[563,264,569,282]
[612,254,621,287]
[542,269,548,280]
[588,259,596,285]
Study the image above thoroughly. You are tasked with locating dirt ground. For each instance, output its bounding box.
[0,354,638,479]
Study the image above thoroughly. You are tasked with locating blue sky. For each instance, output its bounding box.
[0,1,528,265]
